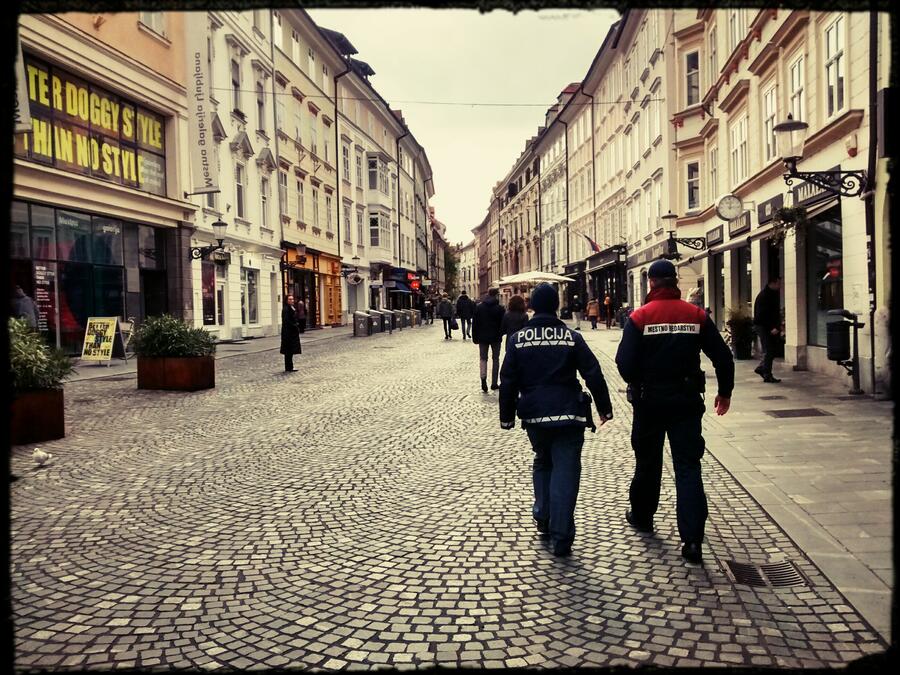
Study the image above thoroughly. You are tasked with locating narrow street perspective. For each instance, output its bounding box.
[8,4,894,672]
[9,324,889,670]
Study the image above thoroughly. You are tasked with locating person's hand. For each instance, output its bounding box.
[770,328,780,336]
[714,396,731,416]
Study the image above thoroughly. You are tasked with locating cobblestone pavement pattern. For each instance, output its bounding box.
[11,324,887,670]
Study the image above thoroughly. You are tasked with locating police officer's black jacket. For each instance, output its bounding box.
[616,287,734,399]
[499,314,613,429]
[753,286,780,331]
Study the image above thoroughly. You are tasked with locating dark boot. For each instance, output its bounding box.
[481,378,488,393]
[626,509,654,533]
[682,542,703,564]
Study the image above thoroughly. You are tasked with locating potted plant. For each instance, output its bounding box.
[724,307,755,360]
[9,318,74,445]
[132,315,217,391]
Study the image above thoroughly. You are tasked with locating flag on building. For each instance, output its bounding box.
[582,234,602,253]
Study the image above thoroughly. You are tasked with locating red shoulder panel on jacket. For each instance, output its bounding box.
[631,299,705,331]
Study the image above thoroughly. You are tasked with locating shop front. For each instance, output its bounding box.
[385,268,414,310]
[626,240,667,308]
[10,200,171,354]
[586,245,626,312]
[562,260,587,310]
[704,225,725,329]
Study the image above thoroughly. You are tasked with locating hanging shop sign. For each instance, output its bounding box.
[184,12,219,195]
[706,225,724,247]
[756,194,784,226]
[80,317,125,363]
[15,54,167,196]
[727,210,752,238]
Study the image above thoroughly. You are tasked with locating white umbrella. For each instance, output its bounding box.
[498,270,574,286]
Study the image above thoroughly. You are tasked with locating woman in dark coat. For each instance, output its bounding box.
[500,294,529,348]
[281,295,302,372]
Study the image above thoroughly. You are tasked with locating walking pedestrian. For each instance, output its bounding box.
[424,296,434,324]
[753,276,782,383]
[585,297,600,330]
[570,294,584,330]
[437,293,454,340]
[687,286,704,311]
[499,283,613,557]
[500,294,529,347]
[295,297,307,333]
[604,294,613,329]
[472,287,505,392]
[615,260,734,564]
[280,295,302,372]
[456,289,476,341]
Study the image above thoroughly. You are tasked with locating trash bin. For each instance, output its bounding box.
[411,309,420,326]
[391,310,405,330]
[826,319,850,361]
[353,311,372,337]
[377,309,394,333]
[367,310,383,333]
[403,309,414,327]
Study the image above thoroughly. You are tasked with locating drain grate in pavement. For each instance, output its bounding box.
[97,376,136,382]
[758,395,786,400]
[763,408,833,418]
[724,560,807,588]
[835,395,867,401]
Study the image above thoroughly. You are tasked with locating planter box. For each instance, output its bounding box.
[10,388,65,445]
[137,356,215,391]
[733,342,754,360]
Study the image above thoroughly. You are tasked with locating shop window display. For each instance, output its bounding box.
[806,205,843,346]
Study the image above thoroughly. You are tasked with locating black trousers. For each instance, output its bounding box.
[461,317,472,338]
[755,326,776,376]
[629,396,708,544]
[284,353,294,371]
[442,318,452,338]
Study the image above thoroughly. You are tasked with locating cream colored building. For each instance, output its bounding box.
[457,239,477,298]
[670,8,891,393]
[537,88,571,276]
[14,11,198,353]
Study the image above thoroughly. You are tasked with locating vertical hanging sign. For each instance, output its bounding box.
[184,12,218,194]
[14,36,31,133]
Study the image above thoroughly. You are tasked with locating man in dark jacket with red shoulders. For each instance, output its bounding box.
[500,283,613,557]
[615,260,734,565]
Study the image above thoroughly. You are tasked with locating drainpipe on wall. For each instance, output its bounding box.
[395,126,410,269]
[269,10,285,304]
[537,155,543,271]
[581,86,597,244]
[865,9,879,397]
[560,118,570,269]
[333,61,350,322]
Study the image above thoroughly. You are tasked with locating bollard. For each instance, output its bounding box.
[826,309,865,395]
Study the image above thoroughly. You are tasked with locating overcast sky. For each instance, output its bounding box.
[308,8,620,246]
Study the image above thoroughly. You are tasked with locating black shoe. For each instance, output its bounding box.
[754,365,766,380]
[682,542,703,564]
[490,383,499,390]
[481,379,488,393]
[552,541,572,557]
[285,368,296,372]
[763,375,781,383]
[626,510,654,533]
[535,518,549,536]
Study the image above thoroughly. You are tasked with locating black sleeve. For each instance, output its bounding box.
[700,316,735,398]
[575,336,613,418]
[498,340,520,427]
[615,317,642,384]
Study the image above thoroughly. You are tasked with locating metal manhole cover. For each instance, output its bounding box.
[724,560,807,588]
[763,408,833,418]
[758,395,786,400]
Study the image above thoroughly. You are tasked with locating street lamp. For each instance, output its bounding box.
[188,218,228,260]
[659,211,706,261]
[774,113,867,197]
[280,242,307,271]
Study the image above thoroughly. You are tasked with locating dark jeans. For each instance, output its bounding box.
[284,354,294,371]
[527,425,585,549]
[461,317,472,339]
[629,396,708,544]
[478,341,501,384]
[755,326,776,376]
[297,317,306,333]
[589,316,598,330]
[605,312,612,329]
[442,318,452,338]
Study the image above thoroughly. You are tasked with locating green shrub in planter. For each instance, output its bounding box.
[725,307,755,360]
[9,318,74,394]
[9,318,74,445]
[132,315,216,358]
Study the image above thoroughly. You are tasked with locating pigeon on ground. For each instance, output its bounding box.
[33,448,52,467]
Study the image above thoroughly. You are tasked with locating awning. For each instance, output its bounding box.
[389,282,412,293]
[803,196,840,220]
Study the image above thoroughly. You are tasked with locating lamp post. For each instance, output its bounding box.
[773,113,868,197]
[188,219,228,260]
[659,211,706,261]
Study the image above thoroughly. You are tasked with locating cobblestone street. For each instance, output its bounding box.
[10,323,889,671]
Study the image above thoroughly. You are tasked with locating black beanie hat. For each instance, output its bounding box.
[530,283,559,314]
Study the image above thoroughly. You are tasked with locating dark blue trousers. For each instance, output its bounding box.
[629,397,708,544]
[526,425,584,549]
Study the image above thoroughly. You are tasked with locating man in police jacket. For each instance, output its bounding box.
[615,260,734,564]
[499,283,613,557]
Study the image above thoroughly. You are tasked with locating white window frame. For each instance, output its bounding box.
[307,48,316,77]
[326,195,333,233]
[312,188,320,228]
[273,12,283,50]
[291,30,300,64]
[231,58,241,112]
[685,51,700,106]
[709,146,718,199]
[260,177,269,229]
[824,16,846,119]
[278,170,288,215]
[342,144,350,179]
[730,114,749,185]
[686,161,701,211]
[789,54,806,123]
[235,163,245,218]
[356,209,364,244]
[297,179,305,222]
[139,12,166,37]
[708,27,718,84]
[256,81,265,132]
[762,85,778,162]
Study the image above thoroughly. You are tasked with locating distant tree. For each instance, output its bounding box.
[444,247,460,298]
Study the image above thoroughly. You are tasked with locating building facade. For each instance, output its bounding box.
[670,8,891,393]
[457,240,477,298]
[14,11,196,353]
